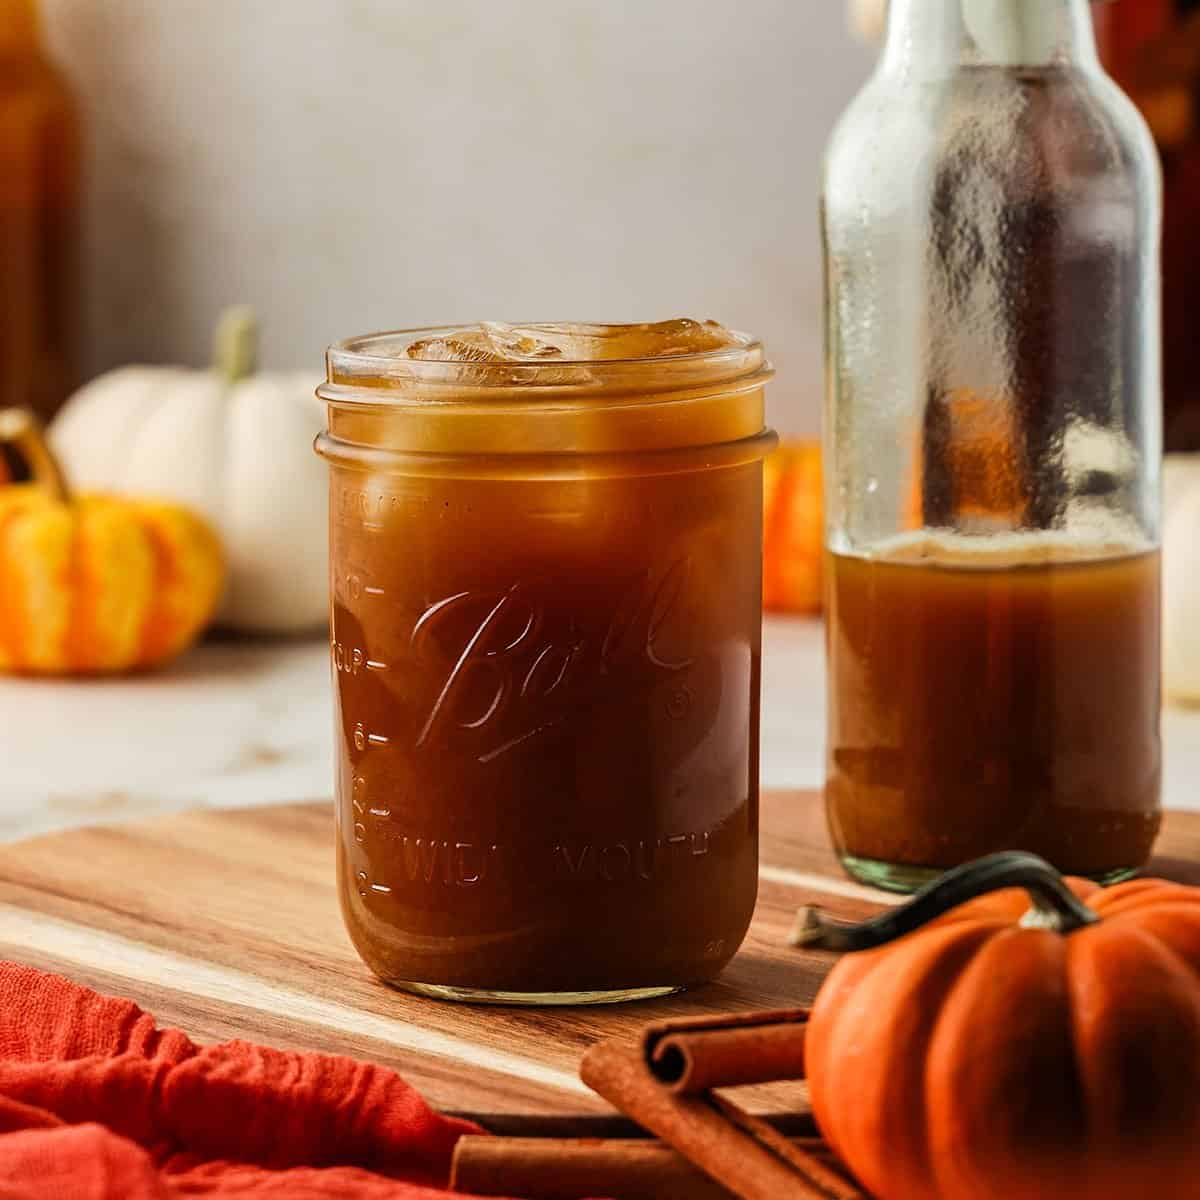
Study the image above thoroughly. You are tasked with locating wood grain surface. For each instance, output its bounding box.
[0,791,1196,1129]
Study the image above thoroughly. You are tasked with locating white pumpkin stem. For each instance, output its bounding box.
[0,407,71,503]
[789,851,1101,951]
[213,306,259,385]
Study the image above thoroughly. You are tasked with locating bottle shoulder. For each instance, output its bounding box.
[824,66,1160,212]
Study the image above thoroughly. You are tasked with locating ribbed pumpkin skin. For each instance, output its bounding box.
[0,485,224,674]
[763,441,823,613]
[808,879,1200,1200]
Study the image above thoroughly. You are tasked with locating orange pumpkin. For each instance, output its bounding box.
[0,408,224,674]
[763,440,822,613]
[796,853,1200,1200]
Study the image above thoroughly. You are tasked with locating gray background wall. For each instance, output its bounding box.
[42,0,874,433]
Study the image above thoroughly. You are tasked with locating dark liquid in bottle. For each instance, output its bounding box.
[826,536,1161,884]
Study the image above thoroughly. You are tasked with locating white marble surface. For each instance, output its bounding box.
[1,616,1197,843]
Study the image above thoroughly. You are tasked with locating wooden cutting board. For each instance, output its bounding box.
[0,791,1196,1131]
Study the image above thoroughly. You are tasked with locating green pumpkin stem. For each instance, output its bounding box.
[0,407,71,503]
[790,851,1101,952]
[213,305,259,385]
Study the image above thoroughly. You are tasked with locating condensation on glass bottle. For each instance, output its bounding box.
[823,0,1164,892]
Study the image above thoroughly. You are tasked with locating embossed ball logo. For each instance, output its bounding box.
[406,560,696,761]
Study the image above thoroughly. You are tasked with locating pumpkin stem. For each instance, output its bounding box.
[789,851,1101,952]
[0,408,71,503]
[213,305,259,384]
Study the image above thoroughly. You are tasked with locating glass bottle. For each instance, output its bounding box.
[823,0,1163,892]
[0,0,81,422]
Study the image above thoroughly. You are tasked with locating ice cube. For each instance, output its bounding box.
[479,322,565,361]
[406,324,566,364]
[406,320,742,365]
[404,326,592,388]
[510,320,742,361]
[405,332,506,363]
[603,319,742,360]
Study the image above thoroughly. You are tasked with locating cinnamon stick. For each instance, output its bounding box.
[452,1135,735,1199]
[450,1134,844,1200]
[580,1036,862,1200]
[642,1008,809,1094]
[709,1092,863,1200]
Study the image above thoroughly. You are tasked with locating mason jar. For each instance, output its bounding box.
[823,0,1163,892]
[316,322,775,1003]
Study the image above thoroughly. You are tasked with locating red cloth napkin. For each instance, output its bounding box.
[0,961,504,1198]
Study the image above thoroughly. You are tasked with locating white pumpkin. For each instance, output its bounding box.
[50,308,328,634]
[1164,454,1200,705]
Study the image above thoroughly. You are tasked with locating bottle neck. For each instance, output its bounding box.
[0,0,40,56]
[881,0,1100,75]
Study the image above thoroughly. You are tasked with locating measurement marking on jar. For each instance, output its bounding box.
[342,575,387,601]
[353,722,391,751]
[369,882,392,895]
[365,659,389,672]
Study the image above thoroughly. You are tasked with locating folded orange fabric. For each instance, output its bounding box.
[0,961,503,1198]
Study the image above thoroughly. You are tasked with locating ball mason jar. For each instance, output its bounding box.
[823,0,1163,892]
[316,322,776,1003]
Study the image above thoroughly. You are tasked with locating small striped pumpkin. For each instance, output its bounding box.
[0,409,224,674]
[763,440,823,614]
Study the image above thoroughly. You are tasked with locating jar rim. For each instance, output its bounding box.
[322,323,768,400]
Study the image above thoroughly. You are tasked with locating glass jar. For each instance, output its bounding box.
[316,323,775,1003]
[0,0,80,422]
[823,0,1163,892]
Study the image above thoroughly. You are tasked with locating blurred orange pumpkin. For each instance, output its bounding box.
[763,440,823,613]
[0,408,224,674]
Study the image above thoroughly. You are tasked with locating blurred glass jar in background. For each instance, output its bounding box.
[823,0,1162,891]
[317,321,775,1003]
[0,0,80,423]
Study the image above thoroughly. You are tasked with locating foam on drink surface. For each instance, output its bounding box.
[846,528,1155,570]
